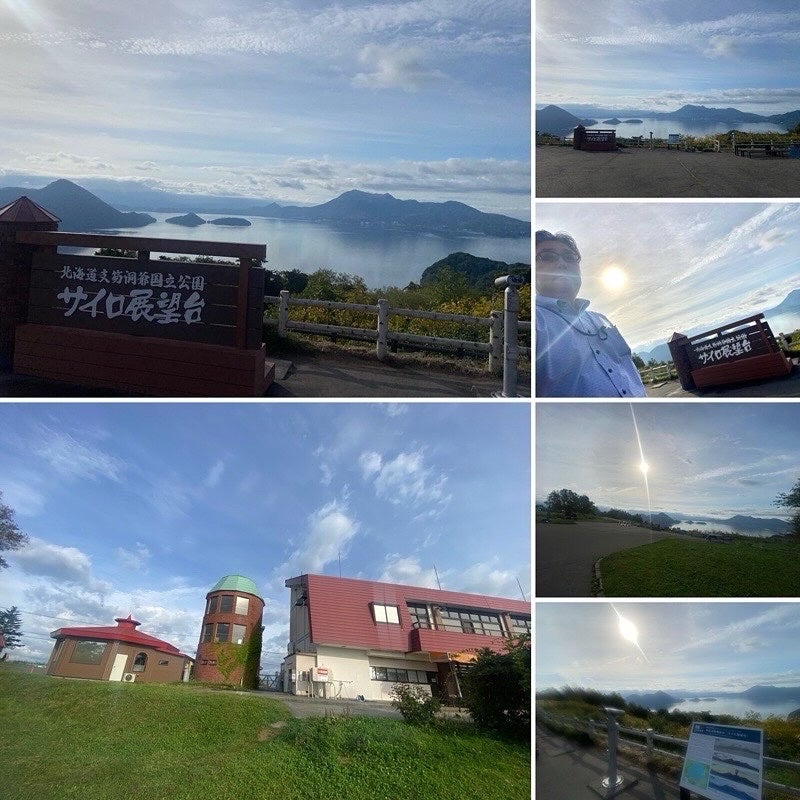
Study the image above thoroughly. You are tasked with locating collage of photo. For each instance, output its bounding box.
[536,2,800,800]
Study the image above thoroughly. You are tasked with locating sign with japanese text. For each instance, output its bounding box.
[679,722,763,800]
[28,252,264,349]
[687,329,771,370]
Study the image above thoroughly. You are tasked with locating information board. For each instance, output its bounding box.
[679,722,763,800]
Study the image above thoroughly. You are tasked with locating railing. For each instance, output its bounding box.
[638,361,678,383]
[539,710,800,798]
[265,290,531,376]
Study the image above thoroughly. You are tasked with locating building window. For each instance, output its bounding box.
[370,666,430,684]
[70,640,108,665]
[510,615,531,635]
[202,623,213,643]
[207,596,218,614]
[232,624,247,645]
[235,596,249,615]
[372,603,400,624]
[439,607,503,636]
[215,623,230,642]
[219,595,234,613]
[407,603,431,629]
[132,652,148,672]
[158,660,169,666]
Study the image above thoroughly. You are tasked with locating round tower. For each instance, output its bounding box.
[195,575,264,685]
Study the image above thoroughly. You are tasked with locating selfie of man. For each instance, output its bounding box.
[535,229,647,398]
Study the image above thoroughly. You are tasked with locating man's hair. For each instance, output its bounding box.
[535,230,581,260]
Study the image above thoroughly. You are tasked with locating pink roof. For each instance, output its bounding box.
[50,615,189,658]
[0,196,60,223]
[291,574,530,653]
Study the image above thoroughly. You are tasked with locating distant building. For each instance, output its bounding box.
[194,574,264,684]
[46,615,192,683]
[281,574,531,701]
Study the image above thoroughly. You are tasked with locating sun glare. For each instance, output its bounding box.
[639,460,650,475]
[600,265,627,292]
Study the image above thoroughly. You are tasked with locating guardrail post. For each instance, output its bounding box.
[489,310,502,374]
[278,290,289,337]
[501,281,520,397]
[646,728,653,759]
[588,707,637,798]
[376,299,389,361]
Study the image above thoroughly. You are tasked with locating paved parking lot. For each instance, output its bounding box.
[536,145,800,197]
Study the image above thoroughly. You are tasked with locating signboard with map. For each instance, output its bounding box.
[679,722,763,800]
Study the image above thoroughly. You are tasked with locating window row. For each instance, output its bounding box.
[439,607,503,636]
[206,594,250,616]
[370,666,432,684]
[202,622,248,644]
[68,641,168,671]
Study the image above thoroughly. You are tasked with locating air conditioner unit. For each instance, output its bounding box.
[122,673,137,682]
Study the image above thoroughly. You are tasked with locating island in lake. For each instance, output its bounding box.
[209,217,251,227]
[165,212,206,227]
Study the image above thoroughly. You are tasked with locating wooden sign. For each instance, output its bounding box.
[28,252,264,349]
[582,129,616,151]
[686,328,771,370]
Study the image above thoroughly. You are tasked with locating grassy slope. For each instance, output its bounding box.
[0,671,529,800]
[600,537,800,596]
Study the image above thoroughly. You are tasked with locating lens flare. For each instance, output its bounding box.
[601,265,627,292]
[612,604,648,662]
[630,405,653,533]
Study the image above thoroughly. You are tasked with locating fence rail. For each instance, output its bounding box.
[639,361,678,383]
[538,710,800,798]
[265,290,531,376]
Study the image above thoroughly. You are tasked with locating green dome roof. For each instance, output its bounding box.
[210,575,260,596]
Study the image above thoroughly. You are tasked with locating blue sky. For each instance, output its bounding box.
[536,403,799,520]
[535,203,800,353]
[537,1,800,113]
[537,602,800,693]
[0,401,531,670]
[0,0,530,218]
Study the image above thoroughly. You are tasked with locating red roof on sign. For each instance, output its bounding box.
[50,614,189,658]
[289,574,530,653]
[0,196,60,223]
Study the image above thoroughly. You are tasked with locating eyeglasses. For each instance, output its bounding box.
[536,250,581,266]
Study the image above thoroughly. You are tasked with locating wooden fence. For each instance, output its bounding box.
[539,710,800,798]
[265,290,531,375]
[638,361,678,383]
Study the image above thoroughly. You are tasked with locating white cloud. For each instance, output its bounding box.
[33,427,124,483]
[0,480,45,517]
[274,500,360,579]
[13,537,110,593]
[458,557,529,598]
[379,554,441,588]
[115,542,151,571]
[385,403,409,418]
[204,459,225,488]
[353,45,446,91]
[361,449,451,508]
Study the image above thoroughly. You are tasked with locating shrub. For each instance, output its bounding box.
[390,683,441,725]
[462,636,531,739]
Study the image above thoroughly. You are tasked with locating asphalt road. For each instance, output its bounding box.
[537,727,682,800]
[645,367,800,398]
[0,350,531,398]
[536,145,800,197]
[536,521,678,597]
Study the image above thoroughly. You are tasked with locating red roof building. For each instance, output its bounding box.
[282,574,530,701]
[46,615,192,684]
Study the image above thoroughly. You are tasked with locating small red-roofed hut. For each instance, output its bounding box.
[46,615,192,683]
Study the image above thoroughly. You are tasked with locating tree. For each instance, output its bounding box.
[0,492,29,569]
[774,478,800,537]
[631,353,645,370]
[546,488,591,519]
[0,606,23,650]
[462,635,531,739]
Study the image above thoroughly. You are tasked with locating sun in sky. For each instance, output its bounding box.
[600,264,628,292]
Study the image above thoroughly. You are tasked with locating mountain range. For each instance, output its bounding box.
[600,506,791,535]
[536,103,800,136]
[0,179,529,238]
[634,288,800,363]
[623,685,800,708]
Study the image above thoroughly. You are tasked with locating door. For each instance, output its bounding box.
[109,653,128,681]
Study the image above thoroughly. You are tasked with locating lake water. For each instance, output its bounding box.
[669,521,779,539]
[670,696,800,719]
[95,213,531,290]
[586,117,789,140]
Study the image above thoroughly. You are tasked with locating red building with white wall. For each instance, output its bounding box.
[282,574,530,700]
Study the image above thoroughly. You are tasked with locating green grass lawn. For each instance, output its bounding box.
[600,537,800,596]
[0,669,530,800]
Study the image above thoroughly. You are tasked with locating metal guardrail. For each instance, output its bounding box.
[538,710,800,798]
[264,287,531,391]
